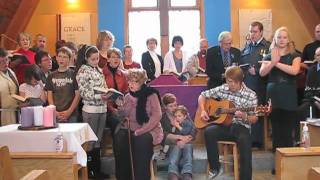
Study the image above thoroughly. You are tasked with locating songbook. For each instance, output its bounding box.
[11,94,45,106]
[93,87,124,101]
[304,60,316,64]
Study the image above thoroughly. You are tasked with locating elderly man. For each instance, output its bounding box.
[205,31,241,89]
[240,21,271,148]
[30,34,47,53]
[184,38,209,78]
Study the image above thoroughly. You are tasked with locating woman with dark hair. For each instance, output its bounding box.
[114,68,163,180]
[141,38,164,81]
[76,45,108,178]
[10,32,36,84]
[35,51,52,84]
[102,47,128,134]
[0,48,19,126]
[163,35,189,75]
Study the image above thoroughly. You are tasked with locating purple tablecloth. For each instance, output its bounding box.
[151,85,206,119]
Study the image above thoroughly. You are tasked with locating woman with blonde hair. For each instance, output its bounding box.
[96,30,115,68]
[260,26,301,174]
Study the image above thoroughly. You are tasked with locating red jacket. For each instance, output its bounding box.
[102,65,128,112]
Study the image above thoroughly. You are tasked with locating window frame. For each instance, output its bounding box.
[125,0,205,56]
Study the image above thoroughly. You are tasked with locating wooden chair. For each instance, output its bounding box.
[207,141,239,180]
[0,146,49,180]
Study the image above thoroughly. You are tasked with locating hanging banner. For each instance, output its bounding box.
[60,13,91,45]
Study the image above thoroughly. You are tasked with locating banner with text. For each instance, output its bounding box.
[61,13,91,45]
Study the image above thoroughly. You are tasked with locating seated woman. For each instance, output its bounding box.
[163,36,189,76]
[0,48,19,126]
[114,68,163,180]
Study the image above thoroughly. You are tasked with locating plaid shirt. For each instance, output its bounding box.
[201,83,257,129]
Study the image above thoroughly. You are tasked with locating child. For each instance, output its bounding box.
[168,105,196,180]
[76,45,109,179]
[46,46,80,123]
[19,64,46,106]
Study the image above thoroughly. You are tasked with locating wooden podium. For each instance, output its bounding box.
[276,147,320,180]
[187,74,208,85]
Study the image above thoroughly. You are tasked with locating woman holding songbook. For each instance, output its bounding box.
[102,48,128,134]
[76,45,109,179]
[260,27,301,173]
[114,68,163,180]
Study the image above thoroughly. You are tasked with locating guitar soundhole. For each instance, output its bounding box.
[208,107,221,122]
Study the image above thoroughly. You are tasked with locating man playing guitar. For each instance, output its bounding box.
[198,66,258,180]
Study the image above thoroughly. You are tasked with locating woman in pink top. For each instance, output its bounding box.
[114,68,163,180]
[10,32,36,84]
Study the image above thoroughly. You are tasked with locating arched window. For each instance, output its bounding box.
[125,0,204,63]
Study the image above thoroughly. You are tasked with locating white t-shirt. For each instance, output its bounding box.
[19,83,43,98]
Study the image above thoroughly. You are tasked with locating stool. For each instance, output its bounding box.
[207,141,239,180]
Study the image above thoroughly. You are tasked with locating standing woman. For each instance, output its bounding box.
[102,48,128,134]
[259,27,301,168]
[96,30,115,68]
[0,48,19,126]
[163,36,189,75]
[115,69,163,180]
[10,32,36,84]
[76,45,108,178]
[141,38,163,81]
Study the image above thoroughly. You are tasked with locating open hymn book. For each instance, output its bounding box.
[93,87,124,101]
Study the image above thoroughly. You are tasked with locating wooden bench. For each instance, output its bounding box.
[276,147,320,180]
[10,152,87,180]
[0,146,49,180]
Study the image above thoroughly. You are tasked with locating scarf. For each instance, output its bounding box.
[129,84,161,125]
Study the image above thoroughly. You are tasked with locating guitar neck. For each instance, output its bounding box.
[223,107,255,114]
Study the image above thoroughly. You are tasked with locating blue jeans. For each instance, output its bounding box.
[168,143,193,175]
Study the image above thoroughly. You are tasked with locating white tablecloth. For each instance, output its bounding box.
[0,123,98,166]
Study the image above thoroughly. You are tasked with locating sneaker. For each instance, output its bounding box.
[155,151,166,160]
[182,173,192,180]
[208,167,223,179]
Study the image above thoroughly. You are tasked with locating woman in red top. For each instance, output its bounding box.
[102,47,128,134]
[10,32,36,84]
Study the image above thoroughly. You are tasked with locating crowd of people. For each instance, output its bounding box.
[0,21,320,180]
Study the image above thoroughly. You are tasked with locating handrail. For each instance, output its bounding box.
[0,34,18,48]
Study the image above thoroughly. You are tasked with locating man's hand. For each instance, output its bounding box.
[200,110,209,121]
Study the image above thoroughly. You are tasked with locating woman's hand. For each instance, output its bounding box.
[271,48,280,64]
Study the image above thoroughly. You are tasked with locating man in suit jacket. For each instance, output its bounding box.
[206,31,241,89]
[240,21,271,148]
[141,38,164,81]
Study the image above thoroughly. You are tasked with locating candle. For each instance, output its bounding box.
[310,106,313,119]
[20,107,34,127]
[33,106,44,126]
[43,105,55,127]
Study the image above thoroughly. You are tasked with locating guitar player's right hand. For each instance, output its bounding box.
[201,110,209,121]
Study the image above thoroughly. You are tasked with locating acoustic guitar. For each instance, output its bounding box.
[194,99,271,129]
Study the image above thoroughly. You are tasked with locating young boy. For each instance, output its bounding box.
[46,47,80,122]
[167,105,196,180]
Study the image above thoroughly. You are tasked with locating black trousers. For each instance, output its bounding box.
[270,108,296,151]
[204,123,252,180]
[113,129,153,180]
